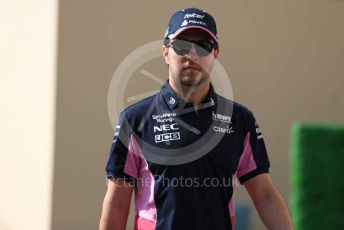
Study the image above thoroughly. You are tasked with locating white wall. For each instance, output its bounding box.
[0,0,58,229]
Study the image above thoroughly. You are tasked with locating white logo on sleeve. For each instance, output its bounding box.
[113,125,120,142]
[255,122,264,139]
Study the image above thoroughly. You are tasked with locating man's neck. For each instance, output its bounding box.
[169,79,210,107]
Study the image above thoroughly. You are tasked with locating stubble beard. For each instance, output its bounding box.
[177,70,208,87]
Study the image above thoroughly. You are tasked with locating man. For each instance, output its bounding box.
[100,7,293,230]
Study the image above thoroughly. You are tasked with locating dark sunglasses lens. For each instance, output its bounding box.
[171,40,191,56]
[194,41,213,56]
[170,40,215,56]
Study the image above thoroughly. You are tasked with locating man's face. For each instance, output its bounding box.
[162,29,219,87]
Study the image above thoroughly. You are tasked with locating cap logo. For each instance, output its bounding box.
[187,20,207,27]
[181,20,188,27]
[184,13,205,19]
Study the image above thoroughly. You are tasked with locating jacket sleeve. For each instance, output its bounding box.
[105,111,140,185]
[237,111,270,184]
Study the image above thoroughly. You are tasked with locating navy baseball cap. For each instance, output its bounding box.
[164,7,219,42]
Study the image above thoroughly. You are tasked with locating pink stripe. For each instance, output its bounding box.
[230,132,256,229]
[135,157,157,223]
[228,175,236,229]
[123,135,141,179]
[236,132,257,178]
[134,215,156,230]
[169,26,219,42]
[128,135,157,223]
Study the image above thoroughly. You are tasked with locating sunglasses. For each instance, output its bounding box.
[167,39,218,57]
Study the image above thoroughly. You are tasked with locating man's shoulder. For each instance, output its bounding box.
[121,93,159,119]
[216,94,253,116]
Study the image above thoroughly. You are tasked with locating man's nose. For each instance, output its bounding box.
[185,44,199,60]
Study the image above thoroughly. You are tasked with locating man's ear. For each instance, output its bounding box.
[162,45,170,64]
[213,48,219,59]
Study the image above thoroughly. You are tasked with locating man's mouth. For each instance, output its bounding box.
[183,65,201,71]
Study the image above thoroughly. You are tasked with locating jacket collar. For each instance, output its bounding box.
[160,80,217,112]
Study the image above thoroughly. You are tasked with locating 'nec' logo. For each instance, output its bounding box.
[153,123,179,133]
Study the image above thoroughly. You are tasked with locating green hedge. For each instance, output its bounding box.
[291,122,344,229]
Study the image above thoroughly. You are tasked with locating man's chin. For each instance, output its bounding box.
[180,75,206,87]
